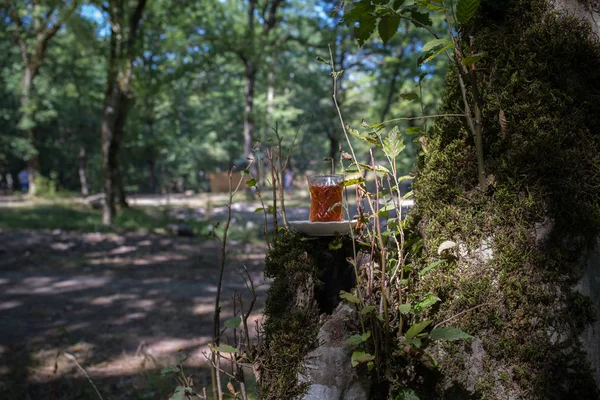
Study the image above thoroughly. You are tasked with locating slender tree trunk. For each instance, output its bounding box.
[265,68,275,136]
[78,146,89,197]
[6,1,78,195]
[148,159,157,193]
[261,64,275,185]
[380,56,403,122]
[101,0,146,225]
[380,26,408,122]
[21,66,39,195]
[102,114,118,225]
[243,61,257,176]
[102,91,130,224]
[328,131,339,162]
[115,162,128,208]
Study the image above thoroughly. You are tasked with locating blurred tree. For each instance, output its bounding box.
[100,0,147,225]
[2,0,79,194]
[0,0,448,199]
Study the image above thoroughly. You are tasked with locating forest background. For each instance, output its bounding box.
[0,0,447,203]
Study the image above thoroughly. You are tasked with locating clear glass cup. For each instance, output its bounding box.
[307,174,344,222]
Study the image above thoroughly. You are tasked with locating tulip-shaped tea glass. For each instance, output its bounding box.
[307,174,344,222]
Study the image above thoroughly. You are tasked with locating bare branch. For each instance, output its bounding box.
[263,0,284,35]
[126,0,147,56]
[4,0,29,65]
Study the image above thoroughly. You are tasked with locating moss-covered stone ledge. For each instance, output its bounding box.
[258,230,359,399]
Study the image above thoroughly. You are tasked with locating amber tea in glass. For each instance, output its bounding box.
[307,174,344,222]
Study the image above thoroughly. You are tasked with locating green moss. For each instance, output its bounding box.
[258,230,323,399]
[410,0,600,398]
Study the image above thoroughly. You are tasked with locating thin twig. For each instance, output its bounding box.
[375,113,465,126]
[64,353,104,400]
[433,302,492,329]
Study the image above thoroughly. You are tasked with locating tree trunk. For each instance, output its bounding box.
[261,64,275,186]
[78,146,89,197]
[243,61,257,176]
[380,26,408,122]
[102,90,130,224]
[6,1,78,195]
[21,65,39,195]
[148,159,157,193]
[380,56,403,122]
[101,0,147,225]
[328,131,339,162]
[115,163,128,208]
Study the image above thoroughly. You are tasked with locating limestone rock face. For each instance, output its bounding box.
[300,304,370,400]
[550,0,600,33]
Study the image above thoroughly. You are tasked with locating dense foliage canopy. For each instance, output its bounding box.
[0,0,447,196]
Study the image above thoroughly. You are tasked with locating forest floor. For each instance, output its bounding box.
[0,194,291,400]
[0,191,399,399]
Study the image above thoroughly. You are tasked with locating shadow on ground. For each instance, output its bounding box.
[0,230,268,399]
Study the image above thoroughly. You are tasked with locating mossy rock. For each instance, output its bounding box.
[258,230,357,399]
[410,0,600,398]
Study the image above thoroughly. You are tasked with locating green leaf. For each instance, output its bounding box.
[315,55,331,66]
[346,334,365,345]
[254,207,264,213]
[400,92,420,101]
[343,177,365,187]
[340,290,361,304]
[456,0,480,24]
[403,336,422,348]
[393,0,407,10]
[406,126,422,135]
[383,126,405,158]
[405,320,432,340]
[362,331,372,341]
[414,295,440,312]
[355,15,377,47]
[360,305,377,315]
[215,345,239,354]
[169,386,187,400]
[342,0,372,25]
[395,388,420,400]
[161,365,180,376]
[419,260,444,276]
[399,303,411,315]
[348,126,380,146]
[329,237,343,250]
[378,203,396,218]
[461,52,486,66]
[246,178,257,187]
[429,327,473,341]
[358,163,390,177]
[422,38,449,52]
[422,43,454,64]
[224,317,241,329]
[378,17,400,45]
[351,350,375,367]
[417,0,447,11]
[408,9,433,27]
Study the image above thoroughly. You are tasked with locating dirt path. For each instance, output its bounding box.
[0,230,268,399]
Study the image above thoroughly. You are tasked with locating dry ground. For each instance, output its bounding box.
[0,229,268,399]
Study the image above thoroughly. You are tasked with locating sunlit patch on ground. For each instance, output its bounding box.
[0,229,268,399]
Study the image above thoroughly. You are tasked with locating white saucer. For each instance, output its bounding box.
[288,220,357,236]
